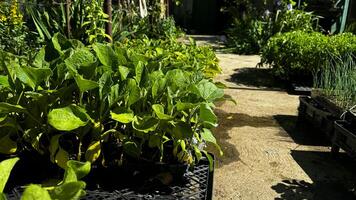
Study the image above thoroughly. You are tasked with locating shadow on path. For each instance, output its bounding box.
[211,108,279,168]
[274,115,330,147]
[272,151,356,200]
[228,67,287,89]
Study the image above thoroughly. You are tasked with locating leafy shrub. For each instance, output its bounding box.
[225,1,319,54]
[260,31,356,83]
[226,17,271,54]
[0,34,223,171]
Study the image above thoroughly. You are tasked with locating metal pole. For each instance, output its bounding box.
[340,0,350,33]
[104,0,113,42]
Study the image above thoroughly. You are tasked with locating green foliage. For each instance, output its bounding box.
[0,34,223,171]
[314,53,356,110]
[260,31,356,82]
[34,161,90,200]
[0,1,39,55]
[26,0,110,44]
[225,0,319,54]
[0,158,90,200]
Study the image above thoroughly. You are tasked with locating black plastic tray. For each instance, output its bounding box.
[6,159,213,200]
[331,120,356,159]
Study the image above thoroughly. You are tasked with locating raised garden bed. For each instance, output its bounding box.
[331,120,356,159]
[298,96,336,139]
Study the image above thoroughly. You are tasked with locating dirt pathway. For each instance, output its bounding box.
[210,53,356,200]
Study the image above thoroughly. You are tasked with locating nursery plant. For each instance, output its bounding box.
[0,157,90,200]
[0,33,223,174]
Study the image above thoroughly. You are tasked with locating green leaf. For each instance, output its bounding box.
[0,133,17,154]
[152,104,172,120]
[48,105,89,131]
[201,128,223,156]
[108,84,120,107]
[0,193,6,200]
[132,116,159,133]
[93,43,117,67]
[98,72,113,100]
[51,33,71,55]
[0,103,27,114]
[190,80,224,102]
[135,61,144,85]
[172,121,193,139]
[49,135,61,163]
[0,157,19,193]
[23,67,52,86]
[74,75,99,93]
[0,76,9,88]
[49,181,86,200]
[166,69,189,91]
[123,141,140,158]
[111,112,134,124]
[199,103,218,127]
[176,102,197,111]
[33,47,47,68]
[65,48,96,70]
[64,161,91,183]
[85,141,101,163]
[118,66,130,81]
[21,185,51,200]
[15,64,36,89]
[125,79,140,107]
[202,150,214,171]
[152,78,166,99]
[201,128,217,146]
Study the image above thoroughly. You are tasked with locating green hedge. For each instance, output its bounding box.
[261,31,356,82]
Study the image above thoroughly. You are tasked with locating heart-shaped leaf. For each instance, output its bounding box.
[48,105,89,131]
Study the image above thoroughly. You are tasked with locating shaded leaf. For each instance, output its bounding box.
[132,116,159,133]
[172,121,193,139]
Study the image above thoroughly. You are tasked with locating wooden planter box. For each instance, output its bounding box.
[331,120,356,159]
[298,96,336,139]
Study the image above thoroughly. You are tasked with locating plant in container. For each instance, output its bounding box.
[0,33,226,198]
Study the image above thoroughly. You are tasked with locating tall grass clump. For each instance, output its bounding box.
[314,52,356,110]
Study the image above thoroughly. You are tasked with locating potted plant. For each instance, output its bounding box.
[0,34,226,199]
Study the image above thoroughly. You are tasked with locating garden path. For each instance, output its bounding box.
[192,38,356,199]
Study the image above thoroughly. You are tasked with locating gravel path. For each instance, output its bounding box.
[210,52,356,200]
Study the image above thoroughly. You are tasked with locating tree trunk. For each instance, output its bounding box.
[66,0,71,38]
[104,0,113,42]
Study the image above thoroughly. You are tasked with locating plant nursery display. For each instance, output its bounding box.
[0,32,224,199]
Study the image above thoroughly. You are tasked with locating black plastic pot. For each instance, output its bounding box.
[331,120,356,159]
[298,96,336,139]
